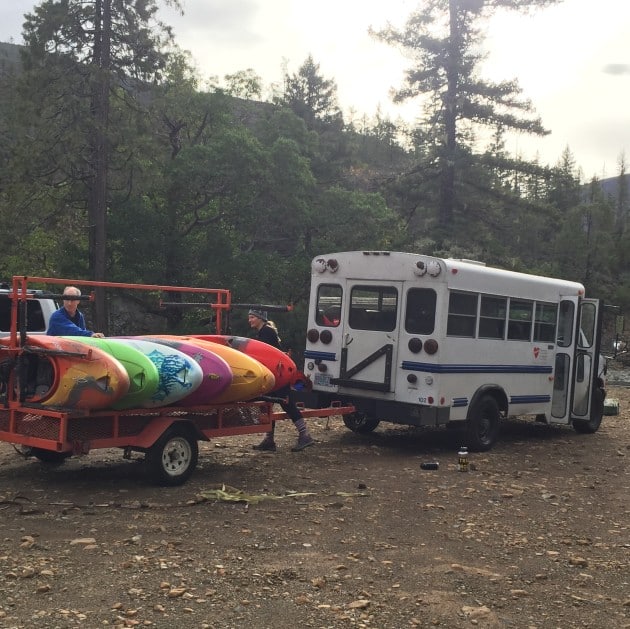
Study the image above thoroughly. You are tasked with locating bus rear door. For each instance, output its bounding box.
[333,282,401,394]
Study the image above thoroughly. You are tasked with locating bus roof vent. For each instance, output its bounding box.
[449,258,486,267]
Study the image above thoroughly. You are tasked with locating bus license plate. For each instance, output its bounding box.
[314,373,333,387]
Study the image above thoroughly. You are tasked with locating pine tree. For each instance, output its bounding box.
[18,0,180,328]
[372,0,559,239]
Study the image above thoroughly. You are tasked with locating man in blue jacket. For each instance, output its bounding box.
[47,286,104,337]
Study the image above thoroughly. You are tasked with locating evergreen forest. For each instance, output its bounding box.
[0,0,628,351]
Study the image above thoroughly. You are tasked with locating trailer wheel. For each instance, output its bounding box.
[573,387,604,434]
[145,425,198,486]
[343,412,380,434]
[466,395,500,452]
[30,448,71,465]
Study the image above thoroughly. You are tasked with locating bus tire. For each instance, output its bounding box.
[343,412,380,434]
[466,395,500,451]
[573,387,604,434]
[145,425,198,486]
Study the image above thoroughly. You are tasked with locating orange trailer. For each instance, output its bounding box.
[0,276,353,485]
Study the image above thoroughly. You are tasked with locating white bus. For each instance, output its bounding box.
[301,251,606,451]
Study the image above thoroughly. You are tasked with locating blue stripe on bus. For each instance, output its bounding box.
[450,396,549,408]
[509,395,551,404]
[304,350,337,361]
[401,362,552,374]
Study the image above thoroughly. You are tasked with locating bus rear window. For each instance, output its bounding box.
[405,288,436,334]
[349,286,398,331]
[315,284,342,327]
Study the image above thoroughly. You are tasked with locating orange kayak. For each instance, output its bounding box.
[1,335,130,410]
[192,335,298,390]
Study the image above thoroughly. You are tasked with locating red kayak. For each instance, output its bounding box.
[191,335,298,390]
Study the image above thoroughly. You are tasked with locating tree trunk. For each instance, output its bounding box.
[88,0,111,332]
[438,0,459,231]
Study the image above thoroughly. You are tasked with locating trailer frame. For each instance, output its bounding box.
[0,276,354,485]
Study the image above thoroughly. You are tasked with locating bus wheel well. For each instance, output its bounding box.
[465,388,504,452]
[468,386,508,418]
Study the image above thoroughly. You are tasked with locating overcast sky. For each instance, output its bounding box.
[1,0,629,179]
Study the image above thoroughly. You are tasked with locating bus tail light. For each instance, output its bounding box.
[307,329,319,343]
[408,338,423,353]
[320,330,333,344]
[424,339,439,354]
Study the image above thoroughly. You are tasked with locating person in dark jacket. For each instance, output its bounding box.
[47,286,104,337]
[248,308,314,452]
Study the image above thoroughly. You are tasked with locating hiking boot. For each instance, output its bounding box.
[252,437,277,452]
[291,435,314,452]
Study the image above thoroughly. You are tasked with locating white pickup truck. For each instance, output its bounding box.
[0,285,58,336]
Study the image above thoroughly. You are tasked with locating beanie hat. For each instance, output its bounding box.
[248,308,268,322]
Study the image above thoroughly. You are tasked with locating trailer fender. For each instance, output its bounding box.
[132,417,205,449]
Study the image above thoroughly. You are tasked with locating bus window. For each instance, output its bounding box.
[315,284,342,327]
[479,296,506,339]
[349,286,398,331]
[507,299,533,341]
[579,302,596,348]
[534,303,557,343]
[557,301,574,347]
[405,288,436,335]
[447,292,477,337]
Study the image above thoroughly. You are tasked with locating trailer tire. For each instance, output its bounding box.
[343,412,380,434]
[30,448,71,465]
[573,387,604,434]
[145,425,198,486]
[466,395,500,452]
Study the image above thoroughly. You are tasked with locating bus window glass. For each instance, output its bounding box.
[479,296,506,339]
[579,302,596,348]
[349,286,398,331]
[447,292,477,337]
[534,303,558,343]
[507,299,533,341]
[405,288,436,334]
[557,301,574,347]
[315,284,342,327]
[551,353,570,417]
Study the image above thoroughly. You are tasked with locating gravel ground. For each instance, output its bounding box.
[0,385,629,628]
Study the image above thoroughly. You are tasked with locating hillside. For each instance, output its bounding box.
[597,173,630,199]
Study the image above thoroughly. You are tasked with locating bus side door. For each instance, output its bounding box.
[333,282,401,393]
[571,299,601,421]
[551,297,600,423]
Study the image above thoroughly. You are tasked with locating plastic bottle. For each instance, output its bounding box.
[458,447,469,472]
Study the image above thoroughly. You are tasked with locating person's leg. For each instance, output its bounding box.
[283,391,314,451]
[252,420,276,451]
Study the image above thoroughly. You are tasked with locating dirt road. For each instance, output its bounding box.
[1,387,629,628]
